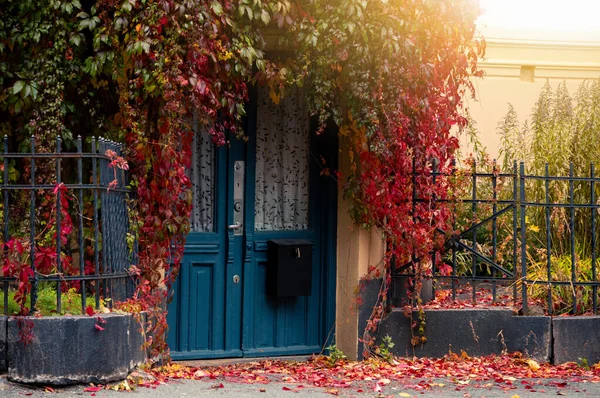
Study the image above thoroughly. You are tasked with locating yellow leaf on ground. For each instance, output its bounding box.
[527,359,541,371]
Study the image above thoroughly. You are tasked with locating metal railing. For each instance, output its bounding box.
[391,160,600,315]
[0,135,135,315]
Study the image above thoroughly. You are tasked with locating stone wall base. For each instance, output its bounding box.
[377,306,600,364]
[0,313,147,385]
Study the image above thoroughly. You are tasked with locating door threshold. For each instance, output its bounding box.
[174,355,313,368]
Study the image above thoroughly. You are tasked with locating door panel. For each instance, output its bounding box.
[189,259,213,350]
[242,235,321,355]
[168,140,243,360]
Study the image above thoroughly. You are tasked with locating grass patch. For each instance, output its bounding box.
[0,282,96,316]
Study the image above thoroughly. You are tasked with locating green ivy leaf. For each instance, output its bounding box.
[260,10,270,25]
[12,81,24,95]
[211,1,223,16]
[69,33,82,46]
[14,99,23,113]
[236,103,246,116]
[121,0,132,13]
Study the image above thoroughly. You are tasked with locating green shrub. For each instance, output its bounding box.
[527,255,597,315]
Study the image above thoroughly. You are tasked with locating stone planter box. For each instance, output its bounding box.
[0,313,146,385]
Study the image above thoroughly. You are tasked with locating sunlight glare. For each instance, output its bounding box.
[478,0,600,39]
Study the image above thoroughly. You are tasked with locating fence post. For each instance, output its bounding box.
[411,157,417,307]
[512,161,518,305]
[451,159,457,301]
[569,162,576,314]
[431,158,437,300]
[491,159,498,303]
[519,162,528,314]
[92,137,101,309]
[30,136,38,311]
[77,136,86,314]
[3,136,8,314]
[592,163,597,315]
[472,159,477,304]
[56,136,62,314]
[545,163,552,315]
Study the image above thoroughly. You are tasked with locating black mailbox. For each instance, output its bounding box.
[267,240,313,297]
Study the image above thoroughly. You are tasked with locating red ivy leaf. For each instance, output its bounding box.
[53,182,66,195]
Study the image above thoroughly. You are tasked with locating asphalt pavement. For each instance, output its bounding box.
[2,375,600,397]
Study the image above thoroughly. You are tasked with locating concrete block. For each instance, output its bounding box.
[504,316,552,362]
[7,313,146,385]
[378,308,552,362]
[553,316,600,364]
[128,313,147,368]
[390,276,434,307]
[0,316,6,372]
[357,278,382,360]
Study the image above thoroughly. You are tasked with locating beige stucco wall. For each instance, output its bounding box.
[335,136,385,360]
[465,37,600,160]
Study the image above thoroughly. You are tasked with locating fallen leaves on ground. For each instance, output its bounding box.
[83,385,103,392]
[123,352,600,395]
[422,286,544,311]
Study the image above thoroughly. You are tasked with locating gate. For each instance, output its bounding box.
[392,160,600,315]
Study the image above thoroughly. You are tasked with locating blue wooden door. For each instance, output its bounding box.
[168,87,337,359]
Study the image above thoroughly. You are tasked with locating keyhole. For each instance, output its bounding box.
[233,275,240,284]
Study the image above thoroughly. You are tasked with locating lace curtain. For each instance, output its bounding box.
[254,87,310,231]
[191,118,215,232]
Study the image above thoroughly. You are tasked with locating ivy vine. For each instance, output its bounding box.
[1,0,483,361]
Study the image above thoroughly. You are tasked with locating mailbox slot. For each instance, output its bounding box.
[267,240,313,297]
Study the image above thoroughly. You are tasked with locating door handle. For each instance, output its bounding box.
[228,222,242,230]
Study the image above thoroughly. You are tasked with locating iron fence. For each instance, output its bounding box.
[0,135,135,315]
[391,160,600,315]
